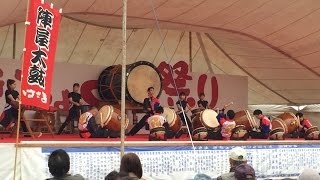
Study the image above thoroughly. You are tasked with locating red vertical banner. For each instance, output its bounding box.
[21,0,61,110]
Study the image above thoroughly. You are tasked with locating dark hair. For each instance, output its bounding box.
[227,110,235,119]
[7,79,15,90]
[179,92,186,97]
[147,87,154,92]
[73,83,80,88]
[120,177,136,180]
[120,153,143,178]
[155,105,164,114]
[48,149,70,178]
[199,93,205,97]
[105,171,120,180]
[296,112,303,118]
[253,109,262,116]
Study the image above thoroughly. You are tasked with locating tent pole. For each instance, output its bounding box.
[120,0,127,159]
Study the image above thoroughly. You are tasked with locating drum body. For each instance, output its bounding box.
[305,126,320,140]
[269,128,285,140]
[192,109,219,140]
[191,108,202,120]
[271,118,288,133]
[234,110,257,131]
[149,127,166,141]
[96,105,129,132]
[231,125,248,140]
[277,112,299,134]
[98,61,162,106]
[163,107,181,133]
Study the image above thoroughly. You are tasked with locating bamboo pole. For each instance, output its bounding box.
[13,0,31,179]
[120,0,127,158]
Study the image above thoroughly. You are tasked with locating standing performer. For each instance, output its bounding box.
[250,109,271,139]
[0,79,28,132]
[57,83,83,135]
[176,92,192,138]
[197,93,209,110]
[127,87,159,136]
[78,107,119,138]
[296,112,313,138]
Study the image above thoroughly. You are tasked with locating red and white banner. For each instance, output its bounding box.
[21,0,61,109]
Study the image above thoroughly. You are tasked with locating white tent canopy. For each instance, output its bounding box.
[1,0,320,105]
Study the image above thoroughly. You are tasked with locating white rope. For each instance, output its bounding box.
[148,0,198,172]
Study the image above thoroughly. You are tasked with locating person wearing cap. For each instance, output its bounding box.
[234,164,256,180]
[217,147,247,180]
[298,168,320,180]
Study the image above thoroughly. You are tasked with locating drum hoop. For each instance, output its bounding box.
[201,109,219,128]
[125,61,163,105]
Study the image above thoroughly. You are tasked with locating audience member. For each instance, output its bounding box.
[120,153,144,180]
[194,173,212,180]
[217,147,247,180]
[298,168,320,180]
[46,149,84,180]
[234,164,256,180]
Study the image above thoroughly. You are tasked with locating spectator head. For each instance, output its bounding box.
[73,83,80,92]
[296,112,304,121]
[253,109,263,119]
[199,93,205,100]
[194,173,211,180]
[234,164,256,180]
[7,79,16,90]
[120,153,143,178]
[105,171,119,180]
[298,168,320,180]
[147,87,154,97]
[229,147,247,168]
[226,110,235,120]
[179,92,186,100]
[48,149,70,178]
[90,106,99,116]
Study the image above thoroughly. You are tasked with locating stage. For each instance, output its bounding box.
[1,134,319,180]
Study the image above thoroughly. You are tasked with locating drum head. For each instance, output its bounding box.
[149,116,163,129]
[200,109,219,128]
[127,61,162,104]
[163,107,176,126]
[96,105,112,127]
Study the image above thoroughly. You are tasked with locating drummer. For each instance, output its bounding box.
[220,110,236,140]
[295,112,313,138]
[176,92,192,138]
[197,93,209,110]
[57,83,84,135]
[250,109,271,139]
[127,87,159,136]
[78,107,119,138]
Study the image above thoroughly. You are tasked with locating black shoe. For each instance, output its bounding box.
[24,135,31,137]
[175,130,183,138]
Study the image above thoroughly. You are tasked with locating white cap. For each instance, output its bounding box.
[298,168,320,180]
[229,147,247,161]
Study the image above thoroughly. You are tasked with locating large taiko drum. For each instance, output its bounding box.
[277,112,299,134]
[148,115,166,141]
[97,61,162,105]
[192,109,219,140]
[305,126,320,140]
[163,107,181,133]
[234,110,257,131]
[95,105,129,132]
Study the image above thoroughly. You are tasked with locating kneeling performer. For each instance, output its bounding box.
[78,107,119,138]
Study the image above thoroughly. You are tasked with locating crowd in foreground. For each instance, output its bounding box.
[45,147,320,180]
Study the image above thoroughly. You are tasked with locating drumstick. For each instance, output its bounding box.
[224,102,233,108]
[100,112,103,127]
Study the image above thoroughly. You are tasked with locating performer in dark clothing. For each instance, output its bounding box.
[0,79,28,132]
[175,92,192,138]
[79,107,119,138]
[127,87,159,136]
[197,93,209,110]
[57,83,83,134]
